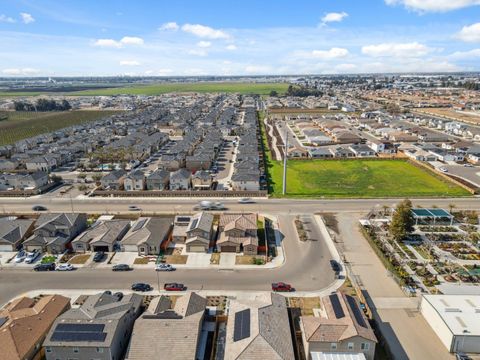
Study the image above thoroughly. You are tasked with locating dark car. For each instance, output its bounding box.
[112,264,131,271]
[113,292,124,301]
[93,252,105,262]
[32,205,47,211]
[330,260,341,272]
[131,283,152,292]
[271,282,293,292]
[164,283,185,291]
[33,263,56,272]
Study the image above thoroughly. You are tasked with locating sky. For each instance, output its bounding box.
[1,0,480,76]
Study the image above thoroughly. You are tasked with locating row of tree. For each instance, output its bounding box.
[14,99,72,112]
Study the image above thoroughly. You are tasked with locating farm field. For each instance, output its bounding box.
[0,110,119,145]
[415,107,480,125]
[0,82,289,97]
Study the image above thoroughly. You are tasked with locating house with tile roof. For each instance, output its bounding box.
[217,213,258,255]
[71,219,130,253]
[0,218,35,251]
[185,212,214,253]
[120,217,173,255]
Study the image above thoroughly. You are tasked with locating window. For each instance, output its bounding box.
[348,342,354,350]
[361,343,370,351]
[73,347,79,353]
[96,348,104,353]
[330,343,337,350]
[45,347,52,353]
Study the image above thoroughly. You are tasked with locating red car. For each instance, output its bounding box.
[272,282,293,292]
[164,283,185,291]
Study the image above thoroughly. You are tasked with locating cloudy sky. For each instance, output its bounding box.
[1,0,480,76]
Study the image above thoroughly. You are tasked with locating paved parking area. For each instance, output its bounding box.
[186,253,212,267]
[444,164,480,186]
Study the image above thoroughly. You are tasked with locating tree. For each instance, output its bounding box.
[389,199,415,242]
[269,90,278,97]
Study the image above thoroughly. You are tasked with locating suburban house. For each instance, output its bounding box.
[330,146,355,158]
[0,295,70,360]
[300,292,377,360]
[367,140,396,154]
[121,217,173,255]
[172,215,192,243]
[224,293,295,360]
[125,292,207,360]
[124,170,145,191]
[217,213,258,255]
[100,170,127,190]
[169,168,191,190]
[22,213,87,253]
[25,156,57,172]
[185,212,214,253]
[308,148,334,159]
[0,218,35,251]
[71,219,130,253]
[191,170,213,190]
[349,144,376,158]
[146,169,169,190]
[287,146,309,158]
[0,159,18,171]
[0,171,49,191]
[44,292,143,360]
[231,172,260,191]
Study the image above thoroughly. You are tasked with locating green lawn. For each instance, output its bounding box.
[258,112,469,198]
[0,110,119,145]
[0,82,289,97]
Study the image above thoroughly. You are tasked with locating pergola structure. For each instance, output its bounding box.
[411,208,454,225]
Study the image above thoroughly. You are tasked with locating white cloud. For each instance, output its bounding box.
[456,23,480,42]
[321,12,348,24]
[20,12,35,24]
[187,49,208,57]
[181,24,229,39]
[159,22,179,31]
[145,68,173,76]
[197,41,211,48]
[334,63,357,72]
[385,0,480,12]
[244,65,272,74]
[225,44,237,50]
[449,48,480,59]
[93,36,144,48]
[2,68,40,75]
[311,47,349,59]
[120,36,144,45]
[0,14,16,23]
[119,60,140,66]
[361,42,431,57]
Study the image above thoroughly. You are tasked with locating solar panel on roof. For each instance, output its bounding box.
[233,309,250,342]
[329,294,345,319]
[56,323,105,333]
[177,217,191,223]
[191,218,199,229]
[346,295,367,328]
[51,331,107,342]
[132,218,147,232]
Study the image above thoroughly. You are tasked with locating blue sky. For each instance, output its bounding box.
[1,0,480,76]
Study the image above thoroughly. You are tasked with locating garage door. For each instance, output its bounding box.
[189,245,206,253]
[221,246,237,253]
[93,246,109,252]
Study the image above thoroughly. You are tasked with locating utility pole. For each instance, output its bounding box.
[282,121,288,195]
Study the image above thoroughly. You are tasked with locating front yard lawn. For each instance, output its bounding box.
[68,254,91,264]
[164,255,188,264]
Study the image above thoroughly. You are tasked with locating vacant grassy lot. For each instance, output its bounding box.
[0,110,118,145]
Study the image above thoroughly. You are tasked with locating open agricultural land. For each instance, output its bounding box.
[0,110,118,145]
[415,107,480,125]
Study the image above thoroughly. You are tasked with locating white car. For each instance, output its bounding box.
[14,250,26,263]
[155,263,175,271]
[238,198,255,204]
[56,263,74,271]
[25,250,41,264]
[439,167,448,173]
[464,164,474,168]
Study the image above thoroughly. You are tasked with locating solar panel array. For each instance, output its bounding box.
[233,309,250,342]
[346,296,367,328]
[132,218,147,232]
[329,294,345,319]
[51,323,107,343]
[190,218,199,229]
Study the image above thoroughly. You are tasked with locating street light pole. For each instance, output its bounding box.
[282,121,288,195]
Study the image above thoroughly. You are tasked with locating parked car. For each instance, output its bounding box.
[25,250,41,264]
[33,263,56,271]
[464,164,474,168]
[112,264,132,271]
[14,250,27,263]
[155,263,175,271]
[56,263,75,271]
[131,283,152,292]
[164,283,185,291]
[439,167,448,173]
[128,205,141,211]
[238,197,255,204]
[330,259,341,272]
[272,282,293,292]
[113,292,123,301]
[32,205,47,211]
[93,252,105,262]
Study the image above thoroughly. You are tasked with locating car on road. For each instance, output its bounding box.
[112,264,132,271]
[14,250,27,263]
[32,205,47,211]
[128,205,141,211]
[164,283,185,291]
[238,198,255,204]
[194,200,226,211]
[155,263,175,271]
[56,263,74,271]
[33,263,56,271]
[439,167,448,173]
[464,163,474,168]
[271,282,293,292]
[330,260,341,272]
[24,250,41,264]
[93,252,105,262]
[131,283,152,292]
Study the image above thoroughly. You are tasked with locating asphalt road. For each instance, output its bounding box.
[0,196,478,215]
[0,215,335,306]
